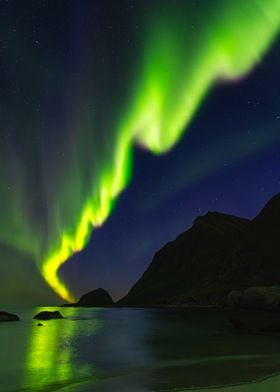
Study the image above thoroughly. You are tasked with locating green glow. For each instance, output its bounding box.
[39,0,280,302]
[130,0,280,153]
[24,307,94,389]
[41,131,132,302]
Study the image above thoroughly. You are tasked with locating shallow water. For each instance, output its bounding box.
[1,306,280,391]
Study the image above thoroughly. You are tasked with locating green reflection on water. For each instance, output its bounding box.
[22,307,101,390]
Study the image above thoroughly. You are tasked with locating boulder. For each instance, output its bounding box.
[227,290,243,308]
[227,286,280,311]
[0,311,20,322]
[33,310,63,320]
[227,286,280,333]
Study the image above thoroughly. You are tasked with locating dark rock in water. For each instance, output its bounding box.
[119,192,280,307]
[69,288,114,307]
[37,323,43,327]
[0,311,20,322]
[33,311,63,320]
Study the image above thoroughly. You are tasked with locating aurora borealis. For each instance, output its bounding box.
[1,1,280,303]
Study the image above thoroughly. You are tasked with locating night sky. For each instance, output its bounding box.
[0,0,280,304]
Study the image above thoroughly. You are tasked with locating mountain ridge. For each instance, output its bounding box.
[119,193,280,307]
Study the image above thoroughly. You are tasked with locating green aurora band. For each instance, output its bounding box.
[1,0,280,302]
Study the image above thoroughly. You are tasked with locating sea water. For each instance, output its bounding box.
[1,306,280,391]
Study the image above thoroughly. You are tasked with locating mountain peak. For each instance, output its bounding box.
[254,193,280,223]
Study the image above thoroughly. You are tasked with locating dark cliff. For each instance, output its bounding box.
[119,193,280,307]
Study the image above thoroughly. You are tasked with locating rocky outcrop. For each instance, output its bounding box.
[77,288,114,307]
[64,288,114,307]
[227,286,280,311]
[0,311,20,322]
[227,286,280,333]
[33,310,63,320]
[119,193,280,307]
